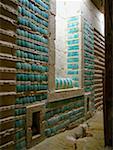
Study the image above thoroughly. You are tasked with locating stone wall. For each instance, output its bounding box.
[45,96,85,137]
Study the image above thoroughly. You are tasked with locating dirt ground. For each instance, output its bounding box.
[30,111,111,150]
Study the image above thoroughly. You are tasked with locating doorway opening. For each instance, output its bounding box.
[32,111,40,136]
[87,97,90,112]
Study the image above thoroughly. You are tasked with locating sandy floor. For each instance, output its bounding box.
[30,111,107,150]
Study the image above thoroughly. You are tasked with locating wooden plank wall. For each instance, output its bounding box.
[94,29,105,109]
[0,0,18,149]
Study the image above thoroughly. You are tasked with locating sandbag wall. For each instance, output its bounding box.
[94,29,105,109]
[55,78,73,90]
[45,96,85,137]
[0,0,17,149]
[66,16,81,88]
[83,19,94,93]
[15,0,49,149]
[83,19,95,113]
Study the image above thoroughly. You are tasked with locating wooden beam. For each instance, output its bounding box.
[103,0,113,147]
[48,0,56,96]
[91,0,104,13]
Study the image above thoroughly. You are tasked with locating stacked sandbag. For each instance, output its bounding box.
[67,16,80,88]
[56,78,73,90]
[15,0,49,149]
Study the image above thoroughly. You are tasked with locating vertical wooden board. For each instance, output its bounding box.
[103,0,113,147]
[50,0,56,15]
[48,1,56,94]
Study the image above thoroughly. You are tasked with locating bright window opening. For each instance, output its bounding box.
[55,0,82,90]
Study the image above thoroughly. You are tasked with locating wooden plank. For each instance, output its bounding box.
[94,38,105,47]
[94,28,105,39]
[94,91,103,95]
[94,75,103,79]
[95,101,103,108]
[94,65,105,70]
[95,96,103,101]
[94,56,105,63]
[48,0,56,95]
[48,89,84,103]
[94,48,105,57]
[94,87,103,92]
[94,79,103,82]
[95,70,103,73]
[0,141,15,150]
[95,92,103,98]
[94,41,105,50]
[94,45,105,53]
[94,59,105,67]
[94,36,105,46]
